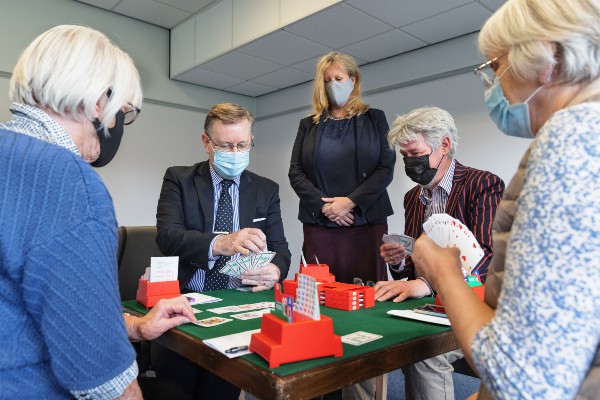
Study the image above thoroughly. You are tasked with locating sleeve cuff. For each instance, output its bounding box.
[71,360,138,399]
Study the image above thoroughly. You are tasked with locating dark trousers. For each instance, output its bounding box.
[151,342,241,400]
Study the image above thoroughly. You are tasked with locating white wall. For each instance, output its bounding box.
[0,0,531,281]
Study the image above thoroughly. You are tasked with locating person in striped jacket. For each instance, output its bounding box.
[376,106,504,400]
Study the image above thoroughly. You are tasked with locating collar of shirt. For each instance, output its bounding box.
[419,158,456,206]
[0,103,81,156]
[209,165,241,188]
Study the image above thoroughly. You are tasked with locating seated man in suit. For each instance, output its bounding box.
[375,106,504,400]
[153,102,291,400]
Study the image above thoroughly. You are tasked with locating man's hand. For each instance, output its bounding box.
[380,242,407,265]
[373,279,431,302]
[213,228,266,256]
[242,263,281,292]
[127,296,197,342]
[412,234,462,290]
[321,197,355,222]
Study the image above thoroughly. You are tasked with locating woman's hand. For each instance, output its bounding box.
[322,197,355,221]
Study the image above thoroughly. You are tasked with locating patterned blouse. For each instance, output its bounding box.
[471,103,600,399]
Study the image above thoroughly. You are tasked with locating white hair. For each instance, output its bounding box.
[387,107,459,158]
[10,25,142,136]
[479,0,600,105]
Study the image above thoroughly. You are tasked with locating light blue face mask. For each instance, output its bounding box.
[212,149,249,179]
[484,67,544,139]
[326,78,354,107]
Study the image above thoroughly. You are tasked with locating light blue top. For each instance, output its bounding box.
[472,103,600,399]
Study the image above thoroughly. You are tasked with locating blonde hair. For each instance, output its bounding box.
[479,0,600,105]
[311,51,369,123]
[204,103,255,136]
[10,25,142,135]
[387,107,459,158]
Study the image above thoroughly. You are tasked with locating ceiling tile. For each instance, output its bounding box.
[290,56,323,75]
[225,81,279,97]
[200,51,284,80]
[173,68,244,90]
[284,3,390,49]
[345,0,472,28]
[477,0,507,11]
[155,0,216,14]
[114,0,191,28]
[76,0,121,8]
[340,29,427,63]
[401,3,492,44]
[237,30,331,66]
[253,67,314,89]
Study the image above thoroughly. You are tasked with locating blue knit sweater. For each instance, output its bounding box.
[0,129,136,398]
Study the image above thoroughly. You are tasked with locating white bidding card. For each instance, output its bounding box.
[149,256,179,282]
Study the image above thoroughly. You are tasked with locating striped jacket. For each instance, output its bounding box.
[392,160,504,282]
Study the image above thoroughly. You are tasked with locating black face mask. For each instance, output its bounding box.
[91,110,125,168]
[403,153,444,186]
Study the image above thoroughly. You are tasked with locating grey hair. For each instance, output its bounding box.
[387,107,459,158]
[10,25,142,136]
[479,0,600,105]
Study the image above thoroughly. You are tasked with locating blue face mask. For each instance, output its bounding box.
[484,67,544,139]
[326,78,354,107]
[212,150,249,179]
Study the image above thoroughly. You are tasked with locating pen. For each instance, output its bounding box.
[225,345,249,354]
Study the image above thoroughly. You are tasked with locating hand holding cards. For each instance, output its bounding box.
[382,233,415,255]
[422,213,484,275]
[220,250,276,278]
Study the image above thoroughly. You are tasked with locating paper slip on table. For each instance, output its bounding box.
[123,289,459,400]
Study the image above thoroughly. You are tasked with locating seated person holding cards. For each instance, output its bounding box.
[415,0,600,398]
[154,102,291,399]
[0,25,196,399]
[375,107,504,400]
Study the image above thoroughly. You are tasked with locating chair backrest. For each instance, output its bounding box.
[118,226,164,301]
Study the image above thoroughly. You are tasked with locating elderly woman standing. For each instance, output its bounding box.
[414,0,600,398]
[289,51,396,284]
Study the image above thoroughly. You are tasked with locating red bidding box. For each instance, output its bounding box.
[250,312,343,368]
[136,279,181,309]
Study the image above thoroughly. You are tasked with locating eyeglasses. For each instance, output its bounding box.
[353,277,375,287]
[473,56,502,89]
[206,135,254,152]
[124,102,141,125]
[106,89,141,125]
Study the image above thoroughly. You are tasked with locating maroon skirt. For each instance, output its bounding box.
[302,223,388,284]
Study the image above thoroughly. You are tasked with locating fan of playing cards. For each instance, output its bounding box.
[220,251,276,278]
[422,213,484,275]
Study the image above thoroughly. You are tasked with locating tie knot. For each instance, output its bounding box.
[221,179,233,190]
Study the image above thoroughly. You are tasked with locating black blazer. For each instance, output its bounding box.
[288,108,396,225]
[156,161,292,290]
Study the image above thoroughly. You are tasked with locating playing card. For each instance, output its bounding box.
[254,251,276,269]
[230,308,272,320]
[341,331,383,346]
[422,213,484,275]
[383,233,414,255]
[193,317,232,327]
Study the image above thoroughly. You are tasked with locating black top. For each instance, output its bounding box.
[289,108,396,226]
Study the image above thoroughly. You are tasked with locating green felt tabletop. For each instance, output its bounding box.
[123,290,451,377]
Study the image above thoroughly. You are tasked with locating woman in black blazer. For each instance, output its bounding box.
[288,51,396,283]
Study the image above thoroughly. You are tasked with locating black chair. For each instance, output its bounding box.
[118,226,164,301]
[117,226,165,374]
